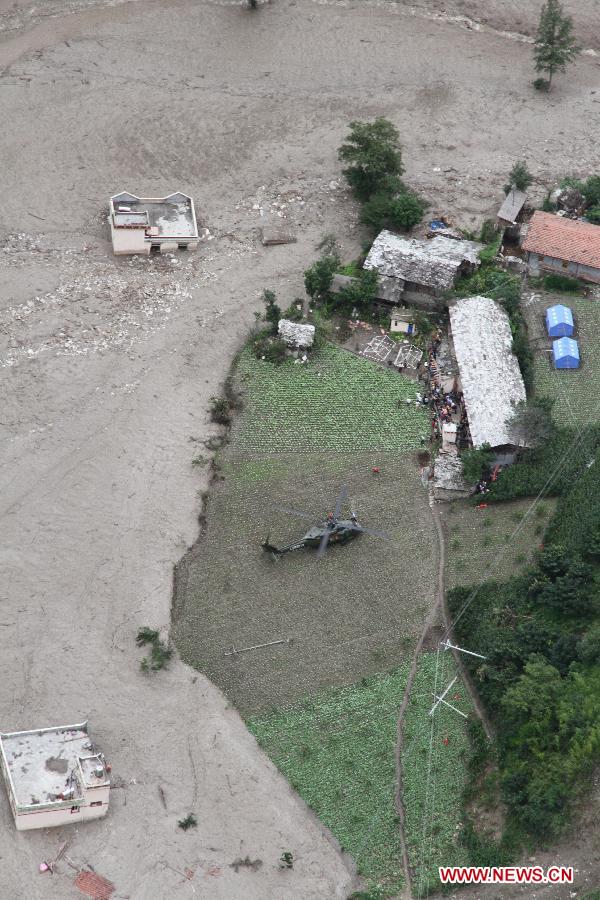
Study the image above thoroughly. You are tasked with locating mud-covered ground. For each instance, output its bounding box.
[1,0,599,897]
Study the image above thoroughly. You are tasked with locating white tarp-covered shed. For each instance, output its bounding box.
[278,319,315,349]
[449,296,526,449]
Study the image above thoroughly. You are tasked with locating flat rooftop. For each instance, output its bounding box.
[111,191,198,239]
[0,723,106,808]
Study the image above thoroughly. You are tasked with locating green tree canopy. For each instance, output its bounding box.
[533,0,580,89]
[504,161,533,195]
[338,118,404,201]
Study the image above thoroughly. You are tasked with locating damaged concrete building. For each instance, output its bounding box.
[363,230,483,308]
[109,191,200,255]
[448,296,526,457]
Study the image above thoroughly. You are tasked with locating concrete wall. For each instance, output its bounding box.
[13,784,109,830]
[527,252,600,284]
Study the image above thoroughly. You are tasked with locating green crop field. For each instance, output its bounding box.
[248,667,411,897]
[442,498,556,592]
[235,344,429,452]
[401,651,473,896]
[524,296,600,428]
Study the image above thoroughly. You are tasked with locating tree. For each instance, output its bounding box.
[360,190,425,233]
[533,0,580,90]
[461,443,494,484]
[304,244,341,304]
[507,398,555,448]
[332,269,378,311]
[262,289,281,334]
[338,119,404,201]
[504,161,533,195]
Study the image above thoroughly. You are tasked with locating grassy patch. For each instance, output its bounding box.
[524,296,600,429]
[442,498,556,591]
[235,344,429,452]
[248,668,410,896]
[402,652,473,895]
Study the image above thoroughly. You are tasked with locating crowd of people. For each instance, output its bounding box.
[416,329,470,446]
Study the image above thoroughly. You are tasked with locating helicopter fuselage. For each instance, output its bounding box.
[262,518,362,557]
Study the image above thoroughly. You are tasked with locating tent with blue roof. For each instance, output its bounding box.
[545,304,574,337]
[552,337,580,369]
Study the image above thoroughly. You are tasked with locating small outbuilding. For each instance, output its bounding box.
[390,309,417,335]
[278,319,315,350]
[497,190,527,227]
[545,304,574,338]
[552,337,580,369]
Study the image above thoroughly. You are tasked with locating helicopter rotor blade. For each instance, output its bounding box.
[316,528,331,559]
[357,526,392,540]
[271,504,315,522]
[333,485,348,521]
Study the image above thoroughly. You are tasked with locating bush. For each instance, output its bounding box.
[304,252,340,303]
[541,192,557,212]
[533,77,550,91]
[209,396,232,425]
[543,273,580,293]
[586,206,600,223]
[178,813,197,831]
[252,334,288,364]
[137,627,173,672]
[479,219,497,244]
[283,301,304,322]
[504,161,533,194]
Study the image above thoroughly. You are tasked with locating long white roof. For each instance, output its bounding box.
[449,297,526,448]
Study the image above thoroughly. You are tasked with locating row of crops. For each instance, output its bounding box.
[235,344,429,452]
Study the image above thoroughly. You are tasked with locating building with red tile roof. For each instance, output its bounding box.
[521,211,600,283]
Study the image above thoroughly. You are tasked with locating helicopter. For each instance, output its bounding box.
[262,486,390,559]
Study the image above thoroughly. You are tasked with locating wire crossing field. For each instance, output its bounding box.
[248,668,410,897]
[401,652,473,895]
[524,296,600,428]
[235,345,429,452]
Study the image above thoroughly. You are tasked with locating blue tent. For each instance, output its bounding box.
[546,304,574,338]
[553,337,580,369]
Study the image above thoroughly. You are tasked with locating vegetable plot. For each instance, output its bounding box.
[248,668,411,897]
[235,344,428,452]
